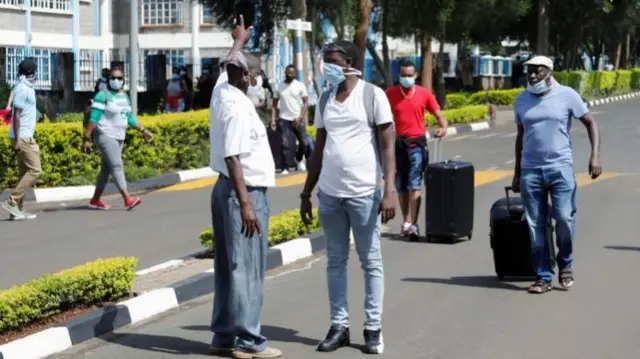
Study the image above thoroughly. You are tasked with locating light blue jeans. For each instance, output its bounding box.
[318,189,384,331]
[210,177,270,352]
[520,165,577,282]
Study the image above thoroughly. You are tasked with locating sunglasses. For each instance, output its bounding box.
[323,43,347,55]
[110,76,124,80]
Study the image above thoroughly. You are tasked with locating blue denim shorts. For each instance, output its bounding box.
[396,146,427,193]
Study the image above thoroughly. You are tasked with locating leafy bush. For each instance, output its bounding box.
[200,208,321,249]
[445,93,470,109]
[467,89,523,106]
[0,257,137,333]
[426,105,487,126]
[54,112,84,123]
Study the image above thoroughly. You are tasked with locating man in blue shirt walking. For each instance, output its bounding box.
[512,56,602,294]
[2,59,41,220]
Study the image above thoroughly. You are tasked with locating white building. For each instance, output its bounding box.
[0,0,233,90]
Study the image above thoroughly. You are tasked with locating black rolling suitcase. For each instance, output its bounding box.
[490,186,555,280]
[425,139,475,243]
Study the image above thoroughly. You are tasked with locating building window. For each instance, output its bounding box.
[141,0,183,26]
[4,47,62,89]
[0,0,71,12]
[201,6,214,24]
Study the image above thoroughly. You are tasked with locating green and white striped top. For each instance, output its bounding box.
[90,90,138,140]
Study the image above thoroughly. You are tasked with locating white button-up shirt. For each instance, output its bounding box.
[209,82,276,188]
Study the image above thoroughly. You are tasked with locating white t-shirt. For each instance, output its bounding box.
[209,82,276,187]
[276,80,308,120]
[215,71,228,87]
[315,79,394,198]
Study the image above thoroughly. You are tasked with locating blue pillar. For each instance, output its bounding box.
[25,0,32,55]
[71,0,80,90]
[93,0,100,36]
[295,29,303,80]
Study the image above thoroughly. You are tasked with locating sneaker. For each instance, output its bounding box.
[528,279,553,294]
[408,224,420,241]
[559,267,574,290]
[231,347,282,358]
[316,325,350,352]
[2,200,24,219]
[88,198,112,210]
[362,329,384,354]
[400,222,411,237]
[210,345,234,356]
[297,159,307,172]
[125,196,142,210]
[281,169,290,175]
[20,211,36,220]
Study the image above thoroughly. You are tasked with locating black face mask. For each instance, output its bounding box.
[285,76,295,83]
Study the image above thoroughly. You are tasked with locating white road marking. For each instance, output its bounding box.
[500,132,518,138]
[486,166,499,170]
[504,159,515,165]
[446,134,476,142]
[474,132,503,139]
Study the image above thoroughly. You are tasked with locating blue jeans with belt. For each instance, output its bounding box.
[520,165,577,282]
[318,189,384,330]
[210,177,270,352]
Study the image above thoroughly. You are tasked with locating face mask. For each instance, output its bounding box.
[180,71,186,76]
[527,74,552,94]
[285,75,295,83]
[109,79,124,90]
[322,63,346,85]
[101,76,107,81]
[399,76,415,88]
[203,70,210,75]
[172,73,180,80]
[252,75,263,89]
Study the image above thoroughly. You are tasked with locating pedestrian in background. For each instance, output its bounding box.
[1,59,41,220]
[82,67,153,211]
[165,67,188,113]
[208,15,282,359]
[385,60,447,240]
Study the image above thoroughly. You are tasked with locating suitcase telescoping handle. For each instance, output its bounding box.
[504,186,516,214]
[432,138,443,163]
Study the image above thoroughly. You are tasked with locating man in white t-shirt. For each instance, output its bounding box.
[299,40,396,355]
[208,16,282,359]
[271,64,309,173]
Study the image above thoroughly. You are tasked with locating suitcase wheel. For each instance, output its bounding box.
[497,273,505,281]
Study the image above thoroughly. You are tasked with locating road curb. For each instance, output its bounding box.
[0,168,219,204]
[586,91,640,107]
[1,120,491,205]
[0,230,335,359]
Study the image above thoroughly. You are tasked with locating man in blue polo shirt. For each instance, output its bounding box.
[512,56,601,294]
[2,59,41,220]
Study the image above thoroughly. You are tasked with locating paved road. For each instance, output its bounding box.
[50,100,640,358]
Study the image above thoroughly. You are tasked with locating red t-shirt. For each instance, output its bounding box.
[385,85,440,139]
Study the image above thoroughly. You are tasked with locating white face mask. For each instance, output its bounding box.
[252,75,263,89]
[527,73,552,94]
[180,71,186,76]
[109,79,124,90]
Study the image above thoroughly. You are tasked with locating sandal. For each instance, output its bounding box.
[528,279,553,294]
[559,268,574,290]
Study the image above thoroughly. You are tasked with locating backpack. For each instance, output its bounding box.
[317,81,383,164]
[83,89,109,129]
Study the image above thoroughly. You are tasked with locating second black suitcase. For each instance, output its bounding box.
[425,139,475,243]
[490,186,555,280]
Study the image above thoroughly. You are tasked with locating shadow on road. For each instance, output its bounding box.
[102,332,212,355]
[604,245,640,252]
[402,276,526,291]
[181,324,319,347]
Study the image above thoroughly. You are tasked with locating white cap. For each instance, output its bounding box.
[524,56,554,71]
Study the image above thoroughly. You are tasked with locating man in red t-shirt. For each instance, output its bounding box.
[385,61,448,240]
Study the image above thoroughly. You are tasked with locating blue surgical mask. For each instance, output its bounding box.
[527,74,552,94]
[172,73,180,80]
[399,76,415,88]
[323,63,346,85]
[109,79,123,90]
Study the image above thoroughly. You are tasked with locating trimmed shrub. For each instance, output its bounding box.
[200,208,321,249]
[426,105,487,126]
[445,93,470,109]
[0,257,137,333]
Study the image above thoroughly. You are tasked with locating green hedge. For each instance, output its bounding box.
[1,103,488,188]
[445,68,640,109]
[0,257,137,333]
[200,208,321,249]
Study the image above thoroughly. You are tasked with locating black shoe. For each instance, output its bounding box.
[316,325,350,352]
[362,329,384,354]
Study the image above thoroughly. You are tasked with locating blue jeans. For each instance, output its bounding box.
[520,165,577,282]
[318,189,384,330]
[210,177,270,352]
[396,146,427,193]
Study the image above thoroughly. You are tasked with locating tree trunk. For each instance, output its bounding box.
[354,0,371,71]
[381,0,391,87]
[366,41,388,87]
[420,32,433,90]
[625,32,631,69]
[536,0,550,55]
[614,40,622,70]
[435,27,446,108]
[306,0,322,96]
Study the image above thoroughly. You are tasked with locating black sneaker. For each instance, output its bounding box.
[316,325,350,352]
[362,329,384,354]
